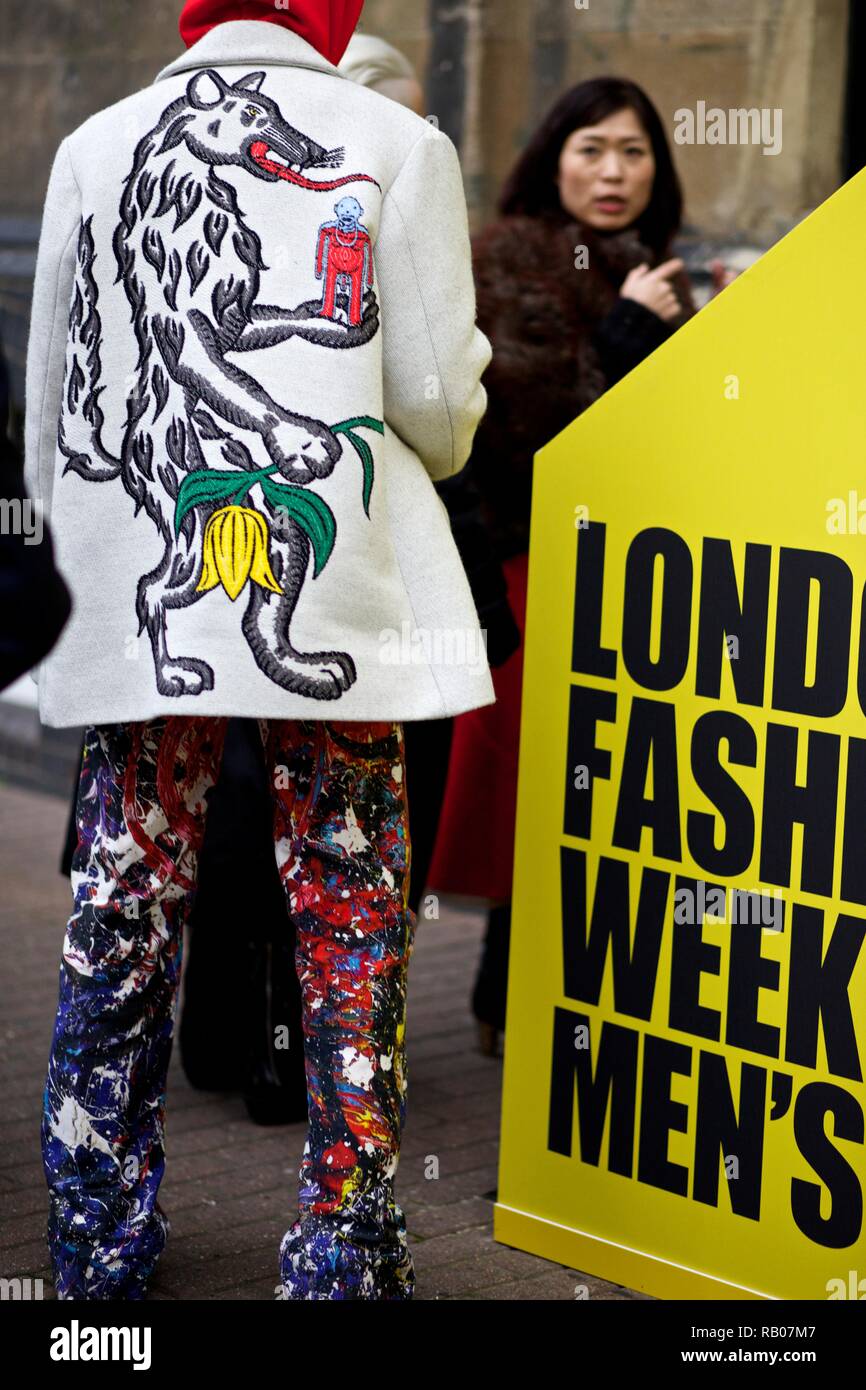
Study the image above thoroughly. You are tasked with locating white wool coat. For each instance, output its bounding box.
[23,20,495,727]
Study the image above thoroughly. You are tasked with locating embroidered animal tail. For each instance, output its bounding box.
[58,215,121,482]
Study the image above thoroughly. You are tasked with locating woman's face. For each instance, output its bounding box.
[556,108,656,230]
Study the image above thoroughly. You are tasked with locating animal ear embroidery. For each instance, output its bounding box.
[187,69,230,110]
[61,71,386,703]
[235,71,266,93]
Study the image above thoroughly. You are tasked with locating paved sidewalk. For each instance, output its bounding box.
[0,778,644,1301]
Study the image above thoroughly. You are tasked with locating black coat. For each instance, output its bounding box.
[0,352,72,693]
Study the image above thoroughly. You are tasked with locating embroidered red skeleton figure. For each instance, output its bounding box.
[316,197,374,326]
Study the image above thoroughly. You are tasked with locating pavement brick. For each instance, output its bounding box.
[462,1270,592,1300]
[411,1224,551,1276]
[415,1253,548,1299]
[397,1161,499,1208]
[0,1238,53,1282]
[405,1196,492,1239]
[212,1277,282,1301]
[0,1209,50,1252]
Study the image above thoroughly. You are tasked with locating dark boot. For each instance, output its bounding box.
[242,935,308,1126]
[178,874,247,1092]
[471,901,512,1055]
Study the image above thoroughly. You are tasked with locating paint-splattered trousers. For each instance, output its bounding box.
[41,716,417,1301]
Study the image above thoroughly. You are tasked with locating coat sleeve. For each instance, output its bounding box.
[590,296,672,386]
[0,450,72,695]
[591,264,697,385]
[435,463,521,668]
[23,137,82,521]
[375,128,492,482]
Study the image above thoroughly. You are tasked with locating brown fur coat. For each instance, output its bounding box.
[466,213,695,559]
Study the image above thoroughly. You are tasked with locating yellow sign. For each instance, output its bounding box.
[495,170,866,1300]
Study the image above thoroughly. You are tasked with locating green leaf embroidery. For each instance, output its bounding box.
[260,477,336,579]
[331,416,384,517]
[172,416,383,574]
[174,467,258,529]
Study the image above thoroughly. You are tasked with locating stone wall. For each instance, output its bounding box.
[0,0,852,402]
[0,0,851,235]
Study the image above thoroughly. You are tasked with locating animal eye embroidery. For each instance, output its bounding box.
[244,105,262,119]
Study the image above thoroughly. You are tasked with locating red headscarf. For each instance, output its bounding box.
[179,0,365,67]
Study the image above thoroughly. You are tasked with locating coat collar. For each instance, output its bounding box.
[153,20,345,85]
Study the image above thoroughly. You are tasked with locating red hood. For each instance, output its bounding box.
[179,0,365,66]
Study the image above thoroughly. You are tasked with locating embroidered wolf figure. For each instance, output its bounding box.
[59,68,383,700]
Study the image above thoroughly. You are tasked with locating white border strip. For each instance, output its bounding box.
[495,1202,778,1300]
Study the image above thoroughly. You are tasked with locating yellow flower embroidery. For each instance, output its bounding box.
[197,505,283,601]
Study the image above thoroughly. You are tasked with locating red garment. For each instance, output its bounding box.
[316,222,374,325]
[426,551,529,904]
[179,0,365,65]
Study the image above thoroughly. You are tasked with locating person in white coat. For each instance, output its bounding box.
[339,30,426,114]
[28,0,493,1301]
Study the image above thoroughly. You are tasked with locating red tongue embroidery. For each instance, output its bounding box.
[250,141,381,191]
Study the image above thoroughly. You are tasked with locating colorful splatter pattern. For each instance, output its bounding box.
[41,716,416,1301]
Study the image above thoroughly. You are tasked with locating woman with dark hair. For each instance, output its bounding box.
[427,77,697,1054]
[499,76,683,249]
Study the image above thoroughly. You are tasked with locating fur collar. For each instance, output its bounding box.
[473,212,693,333]
[477,213,666,290]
